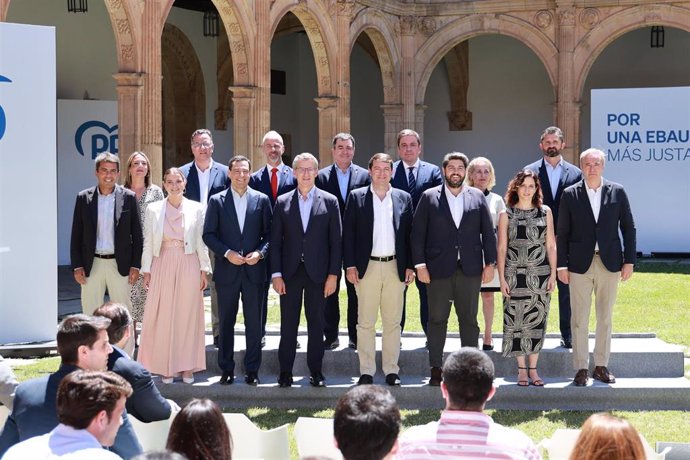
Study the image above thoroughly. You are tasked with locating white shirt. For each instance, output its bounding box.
[544,158,563,200]
[95,188,115,255]
[2,424,122,459]
[370,186,396,257]
[195,160,213,207]
[444,185,466,228]
[231,187,248,234]
[404,159,421,185]
[585,179,603,251]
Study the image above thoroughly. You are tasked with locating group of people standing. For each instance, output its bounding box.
[69,123,636,389]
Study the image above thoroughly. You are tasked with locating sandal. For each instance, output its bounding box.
[517,366,529,387]
[528,367,544,387]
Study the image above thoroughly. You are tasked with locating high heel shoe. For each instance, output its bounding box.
[528,367,544,387]
[161,377,173,384]
[517,366,529,387]
[182,373,194,384]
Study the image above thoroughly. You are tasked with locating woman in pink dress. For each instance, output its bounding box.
[138,167,211,384]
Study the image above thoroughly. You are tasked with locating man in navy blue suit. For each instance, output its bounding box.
[316,133,371,351]
[390,129,442,336]
[270,153,342,388]
[179,128,230,347]
[524,126,582,349]
[204,155,272,386]
[249,131,297,347]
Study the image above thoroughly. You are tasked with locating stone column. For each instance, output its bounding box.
[113,72,144,176]
[399,16,417,130]
[254,1,270,165]
[315,96,338,166]
[415,104,427,148]
[229,86,257,162]
[334,0,355,134]
[556,4,580,162]
[381,104,404,157]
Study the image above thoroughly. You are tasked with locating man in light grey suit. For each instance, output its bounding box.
[411,152,497,386]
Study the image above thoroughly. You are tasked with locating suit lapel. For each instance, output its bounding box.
[579,182,597,223]
[601,180,612,210]
[87,187,98,227]
[114,186,124,227]
[222,191,243,235]
[538,160,554,202]
[364,189,375,227]
[439,187,456,228]
[391,190,402,231]
[208,164,220,193]
[289,190,304,235]
[307,189,323,234]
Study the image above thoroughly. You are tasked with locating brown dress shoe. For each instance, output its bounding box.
[593,366,616,383]
[429,367,442,386]
[574,369,589,386]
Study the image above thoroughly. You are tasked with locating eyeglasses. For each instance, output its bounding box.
[191,142,213,149]
[295,167,317,175]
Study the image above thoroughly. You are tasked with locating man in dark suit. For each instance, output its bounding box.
[93,302,174,422]
[249,130,297,347]
[343,153,415,386]
[270,153,342,388]
[70,152,142,355]
[179,128,231,347]
[0,315,142,458]
[390,129,442,335]
[316,133,371,351]
[524,126,582,349]
[557,148,636,387]
[411,152,497,386]
[204,155,272,386]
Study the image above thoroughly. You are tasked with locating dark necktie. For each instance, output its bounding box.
[271,167,278,200]
[408,166,417,194]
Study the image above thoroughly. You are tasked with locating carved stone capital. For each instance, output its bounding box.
[113,72,144,87]
[215,109,232,131]
[314,96,338,110]
[399,15,417,36]
[579,8,600,30]
[534,10,553,29]
[229,86,257,99]
[447,110,473,131]
[558,8,575,26]
[419,17,437,37]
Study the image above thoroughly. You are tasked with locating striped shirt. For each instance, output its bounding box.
[397,411,541,460]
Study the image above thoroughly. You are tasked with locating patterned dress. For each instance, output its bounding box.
[130,184,164,322]
[502,207,551,357]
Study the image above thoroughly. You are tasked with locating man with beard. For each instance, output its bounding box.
[524,126,582,349]
[411,153,496,386]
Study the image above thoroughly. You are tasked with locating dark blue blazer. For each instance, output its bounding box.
[343,187,414,282]
[557,179,636,274]
[390,160,442,208]
[270,187,342,283]
[179,160,230,203]
[0,364,142,459]
[70,185,143,277]
[315,163,371,220]
[411,185,497,279]
[203,187,272,285]
[524,158,582,231]
[108,346,171,423]
[249,165,296,208]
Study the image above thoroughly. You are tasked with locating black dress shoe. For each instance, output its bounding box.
[261,336,266,348]
[324,338,339,350]
[482,343,494,351]
[357,374,373,385]
[213,335,219,348]
[348,340,357,350]
[245,372,260,386]
[573,368,589,386]
[429,367,442,386]
[278,372,293,388]
[219,372,234,385]
[593,366,616,384]
[385,373,401,386]
[310,372,326,387]
[560,338,573,349]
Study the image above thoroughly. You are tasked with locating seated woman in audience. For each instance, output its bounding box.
[569,412,645,459]
[167,398,232,460]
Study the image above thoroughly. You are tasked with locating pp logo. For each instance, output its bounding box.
[0,75,11,141]
[75,120,119,159]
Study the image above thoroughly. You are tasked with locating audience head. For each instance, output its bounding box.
[190,128,214,165]
[262,130,285,167]
[93,302,132,348]
[466,156,497,192]
[441,348,495,411]
[95,152,120,172]
[57,314,113,370]
[334,385,401,460]
[441,152,469,189]
[125,151,153,188]
[397,129,422,165]
[569,413,646,460]
[331,133,356,169]
[57,370,132,447]
[167,398,232,460]
[505,169,543,208]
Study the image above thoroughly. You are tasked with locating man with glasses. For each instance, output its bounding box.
[179,128,230,347]
[270,153,342,388]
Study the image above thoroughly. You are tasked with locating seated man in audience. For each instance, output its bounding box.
[398,348,541,459]
[0,314,142,458]
[0,354,18,410]
[3,370,132,459]
[333,385,401,460]
[94,302,177,422]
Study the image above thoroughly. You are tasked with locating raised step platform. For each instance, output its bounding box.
[156,332,690,411]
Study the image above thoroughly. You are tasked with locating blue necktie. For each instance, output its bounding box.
[407,166,416,194]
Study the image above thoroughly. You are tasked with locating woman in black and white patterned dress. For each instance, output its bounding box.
[125,151,164,342]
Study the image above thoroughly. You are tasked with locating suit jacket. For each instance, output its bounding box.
[524,158,582,231]
[0,364,142,459]
[343,186,414,282]
[270,187,342,283]
[70,185,143,277]
[557,179,636,274]
[249,164,296,208]
[203,187,272,285]
[315,163,371,220]
[390,160,443,208]
[140,198,211,273]
[108,346,171,423]
[179,160,230,203]
[411,185,497,279]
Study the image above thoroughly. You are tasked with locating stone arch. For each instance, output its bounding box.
[350,11,400,105]
[212,0,254,85]
[161,23,205,170]
[415,14,558,104]
[573,4,690,101]
[103,0,140,71]
[270,0,337,96]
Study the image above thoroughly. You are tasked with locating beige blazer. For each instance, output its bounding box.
[140,198,211,274]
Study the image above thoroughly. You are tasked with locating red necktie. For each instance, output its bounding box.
[271,167,278,200]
